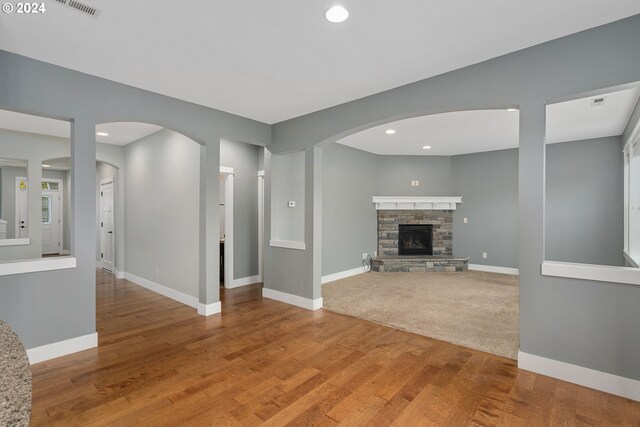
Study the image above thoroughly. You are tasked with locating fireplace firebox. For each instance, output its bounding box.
[398,224,433,256]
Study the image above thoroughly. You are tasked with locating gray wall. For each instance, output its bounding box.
[376,155,452,196]
[622,97,640,143]
[0,49,270,349]
[322,144,377,275]
[546,137,624,266]
[125,129,201,298]
[452,148,519,268]
[220,138,260,279]
[267,15,640,381]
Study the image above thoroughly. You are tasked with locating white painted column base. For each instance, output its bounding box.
[27,332,98,364]
[197,302,222,316]
[518,351,640,401]
[262,288,323,311]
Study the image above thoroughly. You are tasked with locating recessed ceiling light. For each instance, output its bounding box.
[422,145,431,150]
[325,5,349,23]
[96,132,109,136]
[506,108,518,112]
[42,164,51,168]
[385,129,396,135]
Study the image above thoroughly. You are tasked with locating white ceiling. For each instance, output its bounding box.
[337,86,639,156]
[1,1,639,124]
[337,110,520,156]
[95,122,163,145]
[0,109,162,145]
[546,86,640,144]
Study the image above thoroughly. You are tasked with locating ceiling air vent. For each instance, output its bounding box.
[591,97,606,107]
[52,0,101,18]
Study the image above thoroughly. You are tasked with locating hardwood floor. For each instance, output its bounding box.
[30,270,639,426]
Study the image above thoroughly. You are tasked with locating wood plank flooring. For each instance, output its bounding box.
[30,270,640,426]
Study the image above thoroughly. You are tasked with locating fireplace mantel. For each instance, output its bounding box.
[372,196,462,210]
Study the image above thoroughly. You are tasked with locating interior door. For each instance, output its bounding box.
[41,190,61,254]
[16,178,28,238]
[100,180,115,272]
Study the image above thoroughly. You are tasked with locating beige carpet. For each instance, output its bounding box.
[322,270,519,359]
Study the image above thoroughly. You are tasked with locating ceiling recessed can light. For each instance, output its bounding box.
[422,145,431,150]
[325,5,349,23]
[385,129,396,135]
[96,132,109,136]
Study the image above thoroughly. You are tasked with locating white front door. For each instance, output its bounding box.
[41,190,61,254]
[100,179,115,272]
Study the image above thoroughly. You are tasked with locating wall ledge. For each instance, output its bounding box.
[0,256,76,277]
[541,261,640,286]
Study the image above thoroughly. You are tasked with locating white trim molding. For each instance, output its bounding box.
[0,238,30,247]
[262,287,323,311]
[542,261,640,286]
[0,256,76,277]
[27,332,98,364]
[124,272,199,308]
[228,274,262,289]
[372,196,463,210]
[219,166,235,175]
[469,264,519,275]
[197,302,222,316]
[115,270,125,279]
[518,351,640,402]
[321,266,366,284]
[270,239,306,250]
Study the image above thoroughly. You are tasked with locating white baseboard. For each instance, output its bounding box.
[115,270,124,279]
[124,272,199,309]
[321,266,366,284]
[227,274,262,289]
[518,351,640,401]
[262,287,323,311]
[27,332,98,364]
[198,302,222,316]
[469,264,519,275]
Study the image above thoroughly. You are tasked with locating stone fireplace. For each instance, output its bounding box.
[371,197,468,272]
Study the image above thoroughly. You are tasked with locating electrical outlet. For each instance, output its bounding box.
[415,180,419,187]
[463,217,468,224]
[482,252,487,259]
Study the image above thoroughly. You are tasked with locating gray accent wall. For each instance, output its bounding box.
[452,148,519,268]
[546,137,624,266]
[125,129,201,298]
[322,144,377,275]
[220,138,260,279]
[376,155,452,196]
[268,15,640,381]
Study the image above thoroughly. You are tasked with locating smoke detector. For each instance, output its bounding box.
[53,0,101,18]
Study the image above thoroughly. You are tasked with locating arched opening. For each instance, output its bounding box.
[318,108,521,359]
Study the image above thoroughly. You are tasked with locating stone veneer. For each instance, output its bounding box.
[377,210,453,257]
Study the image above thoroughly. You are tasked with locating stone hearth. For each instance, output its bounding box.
[373,199,468,272]
[372,255,468,272]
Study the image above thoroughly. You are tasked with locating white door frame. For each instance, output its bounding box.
[220,167,234,288]
[99,177,115,272]
[258,170,264,282]
[41,177,64,255]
